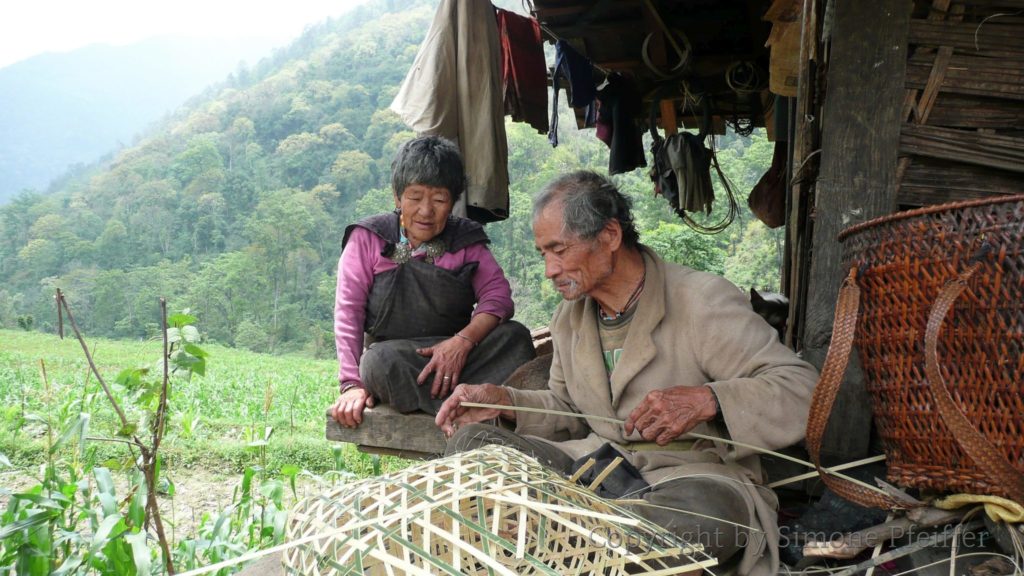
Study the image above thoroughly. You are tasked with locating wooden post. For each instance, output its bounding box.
[785,0,820,351]
[802,0,912,461]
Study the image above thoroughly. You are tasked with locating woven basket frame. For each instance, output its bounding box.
[283,445,712,575]
[839,194,1024,498]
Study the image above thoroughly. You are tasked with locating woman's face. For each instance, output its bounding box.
[396,184,453,247]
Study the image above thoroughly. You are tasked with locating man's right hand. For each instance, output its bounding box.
[435,383,514,438]
[331,387,374,428]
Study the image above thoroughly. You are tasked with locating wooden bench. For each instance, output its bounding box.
[325,330,553,459]
[325,404,446,459]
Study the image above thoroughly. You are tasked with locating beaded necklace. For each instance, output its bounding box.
[390,227,446,264]
[598,264,646,322]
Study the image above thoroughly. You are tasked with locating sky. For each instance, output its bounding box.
[0,0,372,69]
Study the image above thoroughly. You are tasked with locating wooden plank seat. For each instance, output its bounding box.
[325,336,553,459]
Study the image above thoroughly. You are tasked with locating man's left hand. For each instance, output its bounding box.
[625,386,718,446]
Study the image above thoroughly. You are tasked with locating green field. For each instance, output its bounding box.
[0,328,405,476]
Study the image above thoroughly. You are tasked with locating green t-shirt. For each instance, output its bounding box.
[598,307,635,375]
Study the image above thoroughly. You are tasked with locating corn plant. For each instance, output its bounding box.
[0,292,207,574]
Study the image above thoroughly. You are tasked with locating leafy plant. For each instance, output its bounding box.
[0,292,209,574]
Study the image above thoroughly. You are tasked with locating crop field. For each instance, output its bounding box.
[0,327,411,573]
[0,328,410,474]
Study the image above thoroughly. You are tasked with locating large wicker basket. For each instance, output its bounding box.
[807,194,1024,508]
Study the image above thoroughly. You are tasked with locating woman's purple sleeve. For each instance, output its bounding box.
[465,243,515,321]
[334,228,378,386]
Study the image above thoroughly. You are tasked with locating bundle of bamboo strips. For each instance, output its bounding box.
[283,445,715,575]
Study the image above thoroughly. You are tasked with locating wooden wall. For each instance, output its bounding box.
[896,0,1024,206]
[793,0,1022,461]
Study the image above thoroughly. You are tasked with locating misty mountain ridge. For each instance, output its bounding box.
[0,35,280,203]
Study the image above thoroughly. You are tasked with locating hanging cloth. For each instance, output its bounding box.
[549,40,596,147]
[496,9,548,134]
[389,0,510,223]
[595,74,647,175]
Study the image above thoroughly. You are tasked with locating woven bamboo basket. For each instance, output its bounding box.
[282,445,713,575]
[830,194,1024,503]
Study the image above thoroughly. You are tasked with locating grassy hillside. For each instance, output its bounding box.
[0,0,783,355]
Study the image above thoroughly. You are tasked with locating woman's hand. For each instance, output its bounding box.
[435,383,514,438]
[331,387,375,428]
[415,335,474,398]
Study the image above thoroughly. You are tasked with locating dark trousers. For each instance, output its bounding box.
[446,423,750,565]
[360,321,536,414]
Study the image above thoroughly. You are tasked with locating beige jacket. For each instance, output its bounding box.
[507,248,818,575]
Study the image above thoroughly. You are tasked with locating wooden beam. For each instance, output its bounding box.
[325,406,447,456]
[802,0,913,461]
[785,0,820,350]
[927,93,1024,128]
[641,0,677,135]
[908,20,1024,57]
[905,57,1024,101]
[660,100,678,135]
[900,123,1024,173]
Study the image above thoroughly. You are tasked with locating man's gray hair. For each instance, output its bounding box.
[532,171,640,248]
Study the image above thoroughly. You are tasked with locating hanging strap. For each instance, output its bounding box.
[924,255,1024,505]
[805,268,909,509]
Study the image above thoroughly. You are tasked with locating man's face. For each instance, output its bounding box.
[533,202,614,301]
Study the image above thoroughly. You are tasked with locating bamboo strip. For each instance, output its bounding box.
[271,445,713,575]
[768,454,888,488]
[588,456,625,492]
[459,402,893,498]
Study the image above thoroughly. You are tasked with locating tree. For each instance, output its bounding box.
[172,134,225,186]
[328,150,375,201]
[94,219,131,268]
[362,109,407,158]
[274,132,328,189]
[223,116,256,171]
[642,221,726,275]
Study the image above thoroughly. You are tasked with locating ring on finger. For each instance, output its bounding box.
[443,375,451,382]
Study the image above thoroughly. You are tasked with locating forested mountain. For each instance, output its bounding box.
[0,0,782,357]
[0,35,279,203]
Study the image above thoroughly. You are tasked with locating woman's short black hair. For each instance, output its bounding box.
[391,135,467,203]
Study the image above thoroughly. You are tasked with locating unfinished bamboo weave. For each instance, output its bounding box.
[282,445,711,575]
[837,194,1024,501]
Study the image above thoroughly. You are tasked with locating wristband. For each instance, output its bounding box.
[339,381,365,395]
[454,332,477,347]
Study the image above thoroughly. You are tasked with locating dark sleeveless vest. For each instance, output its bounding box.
[342,212,490,341]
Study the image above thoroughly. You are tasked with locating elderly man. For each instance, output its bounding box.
[436,171,818,575]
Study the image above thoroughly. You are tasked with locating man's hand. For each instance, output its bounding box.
[435,383,514,438]
[624,385,718,446]
[416,336,473,399]
[331,387,375,428]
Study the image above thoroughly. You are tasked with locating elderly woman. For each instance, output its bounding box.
[331,135,535,428]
